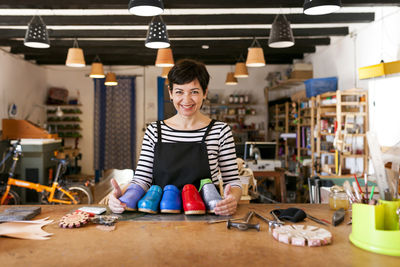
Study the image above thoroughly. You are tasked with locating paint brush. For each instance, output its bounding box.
[369,185,375,201]
[353,174,363,195]
[364,173,368,201]
[352,181,361,202]
[343,180,356,203]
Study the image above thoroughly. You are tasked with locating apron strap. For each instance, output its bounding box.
[202,119,216,143]
[156,120,162,143]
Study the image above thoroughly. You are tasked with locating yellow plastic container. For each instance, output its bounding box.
[349,200,400,256]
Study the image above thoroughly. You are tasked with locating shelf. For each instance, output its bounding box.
[321,132,335,136]
[268,79,305,91]
[342,154,365,158]
[341,112,366,116]
[320,150,335,155]
[47,120,82,123]
[341,102,366,106]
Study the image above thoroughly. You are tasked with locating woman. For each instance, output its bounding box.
[109,59,242,215]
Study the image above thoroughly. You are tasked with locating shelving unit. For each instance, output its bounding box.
[268,79,306,91]
[314,88,369,176]
[297,97,316,172]
[46,105,83,139]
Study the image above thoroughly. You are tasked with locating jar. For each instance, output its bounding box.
[329,186,349,210]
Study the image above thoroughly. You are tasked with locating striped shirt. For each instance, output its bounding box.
[131,120,241,190]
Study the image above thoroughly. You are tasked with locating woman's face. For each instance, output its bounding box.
[169,79,207,118]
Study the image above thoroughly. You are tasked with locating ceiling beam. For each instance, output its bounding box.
[0,13,375,25]
[0,27,348,38]
[0,0,398,9]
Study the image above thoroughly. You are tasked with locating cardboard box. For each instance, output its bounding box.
[293,63,313,71]
[290,70,313,79]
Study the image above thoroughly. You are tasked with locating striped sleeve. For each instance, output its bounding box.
[218,123,242,189]
[131,123,156,190]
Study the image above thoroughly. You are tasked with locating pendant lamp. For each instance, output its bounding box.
[161,66,172,78]
[246,38,265,67]
[303,0,341,15]
[24,16,50,49]
[128,0,164,16]
[268,14,295,48]
[66,39,85,67]
[90,55,105,78]
[155,48,174,67]
[225,72,238,85]
[145,15,170,49]
[105,72,118,86]
[234,55,249,78]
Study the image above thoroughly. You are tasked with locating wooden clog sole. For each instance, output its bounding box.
[125,207,137,211]
[160,209,181,214]
[138,208,157,214]
[184,210,206,215]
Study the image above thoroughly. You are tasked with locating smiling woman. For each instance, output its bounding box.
[108,59,243,216]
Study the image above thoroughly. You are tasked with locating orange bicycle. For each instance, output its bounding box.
[0,140,93,205]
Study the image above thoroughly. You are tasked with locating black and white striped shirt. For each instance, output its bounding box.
[131,120,241,190]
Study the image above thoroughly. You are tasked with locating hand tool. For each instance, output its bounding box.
[332,208,345,226]
[270,210,284,225]
[307,213,330,226]
[243,211,255,224]
[252,211,284,230]
[207,211,252,224]
[226,220,260,231]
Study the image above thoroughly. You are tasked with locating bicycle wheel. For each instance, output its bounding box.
[1,189,20,205]
[57,185,93,204]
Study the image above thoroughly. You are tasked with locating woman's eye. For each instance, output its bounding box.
[175,91,183,95]
[192,91,199,94]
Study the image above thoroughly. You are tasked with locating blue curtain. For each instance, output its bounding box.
[93,76,136,173]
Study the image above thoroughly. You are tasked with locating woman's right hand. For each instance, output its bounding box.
[108,178,126,213]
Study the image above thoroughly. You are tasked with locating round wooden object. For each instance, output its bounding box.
[59,211,90,228]
[272,225,332,247]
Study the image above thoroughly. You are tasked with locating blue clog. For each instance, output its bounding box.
[138,185,163,214]
[118,183,145,211]
[160,185,182,213]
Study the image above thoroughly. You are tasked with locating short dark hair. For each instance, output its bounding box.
[168,59,210,94]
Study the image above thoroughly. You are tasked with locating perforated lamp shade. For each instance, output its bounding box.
[128,0,164,16]
[161,67,172,78]
[90,62,105,78]
[145,15,170,49]
[155,48,174,67]
[234,62,249,78]
[24,16,50,49]
[66,48,86,67]
[268,14,295,48]
[105,72,118,86]
[225,72,238,85]
[246,47,265,67]
[303,0,341,15]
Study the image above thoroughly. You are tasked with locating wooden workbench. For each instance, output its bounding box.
[0,204,399,266]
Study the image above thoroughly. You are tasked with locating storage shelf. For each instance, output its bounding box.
[269,79,305,91]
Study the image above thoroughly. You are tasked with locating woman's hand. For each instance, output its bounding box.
[108,178,126,214]
[214,184,240,216]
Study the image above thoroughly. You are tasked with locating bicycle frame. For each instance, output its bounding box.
[1,178,78,205]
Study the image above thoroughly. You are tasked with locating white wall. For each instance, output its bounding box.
[0,49,47,127]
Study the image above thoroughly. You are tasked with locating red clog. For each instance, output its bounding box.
[182,184,206,215]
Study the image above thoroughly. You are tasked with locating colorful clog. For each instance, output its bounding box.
[160,185,182,213]
[138,185,163,214]
[182,184,206,215]
[118,183,145,211]
[199,179,222,213]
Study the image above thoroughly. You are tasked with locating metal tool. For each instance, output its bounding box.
[270,210,284,225]
[307,214,329,226]
[243,211,255,224]
[207,211,252,224]
[253,211,283,230]
[226,220,260,231]
[332,208,345,226]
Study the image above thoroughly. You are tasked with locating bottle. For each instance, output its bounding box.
[329,186,350,210]
[239,95,244,104]
[244,95,249,104]
[234,95,239,104]
[229,94,234,104]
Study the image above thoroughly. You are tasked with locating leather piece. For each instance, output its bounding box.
[199,179,222,213]
[0,217,53,240]
[119,184,145,210]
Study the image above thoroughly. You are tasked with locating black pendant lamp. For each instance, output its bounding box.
[145,15,170,49]
[128,0,164,16]
[303,0,341,15]
[24,16,50,49]
[268,14,295,48]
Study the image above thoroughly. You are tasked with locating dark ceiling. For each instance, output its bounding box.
[0,0,398,65]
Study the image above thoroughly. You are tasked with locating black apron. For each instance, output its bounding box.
[153,120,215,190]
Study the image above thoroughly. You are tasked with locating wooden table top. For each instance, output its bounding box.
[0,204,399,266]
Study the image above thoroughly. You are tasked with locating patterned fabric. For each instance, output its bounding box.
[94,76,136,170]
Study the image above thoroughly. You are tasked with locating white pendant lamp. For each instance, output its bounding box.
[145,15,170,49]
[303,0,341,15]
[128,0,164,16]
[65,39,85,68]
[225,72,238,85]
[89,55,105,78]
[155,48,174,67]
[246,38,265,67]
[105,72,118,86]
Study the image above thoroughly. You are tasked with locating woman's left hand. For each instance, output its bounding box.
[214,184,239,216]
